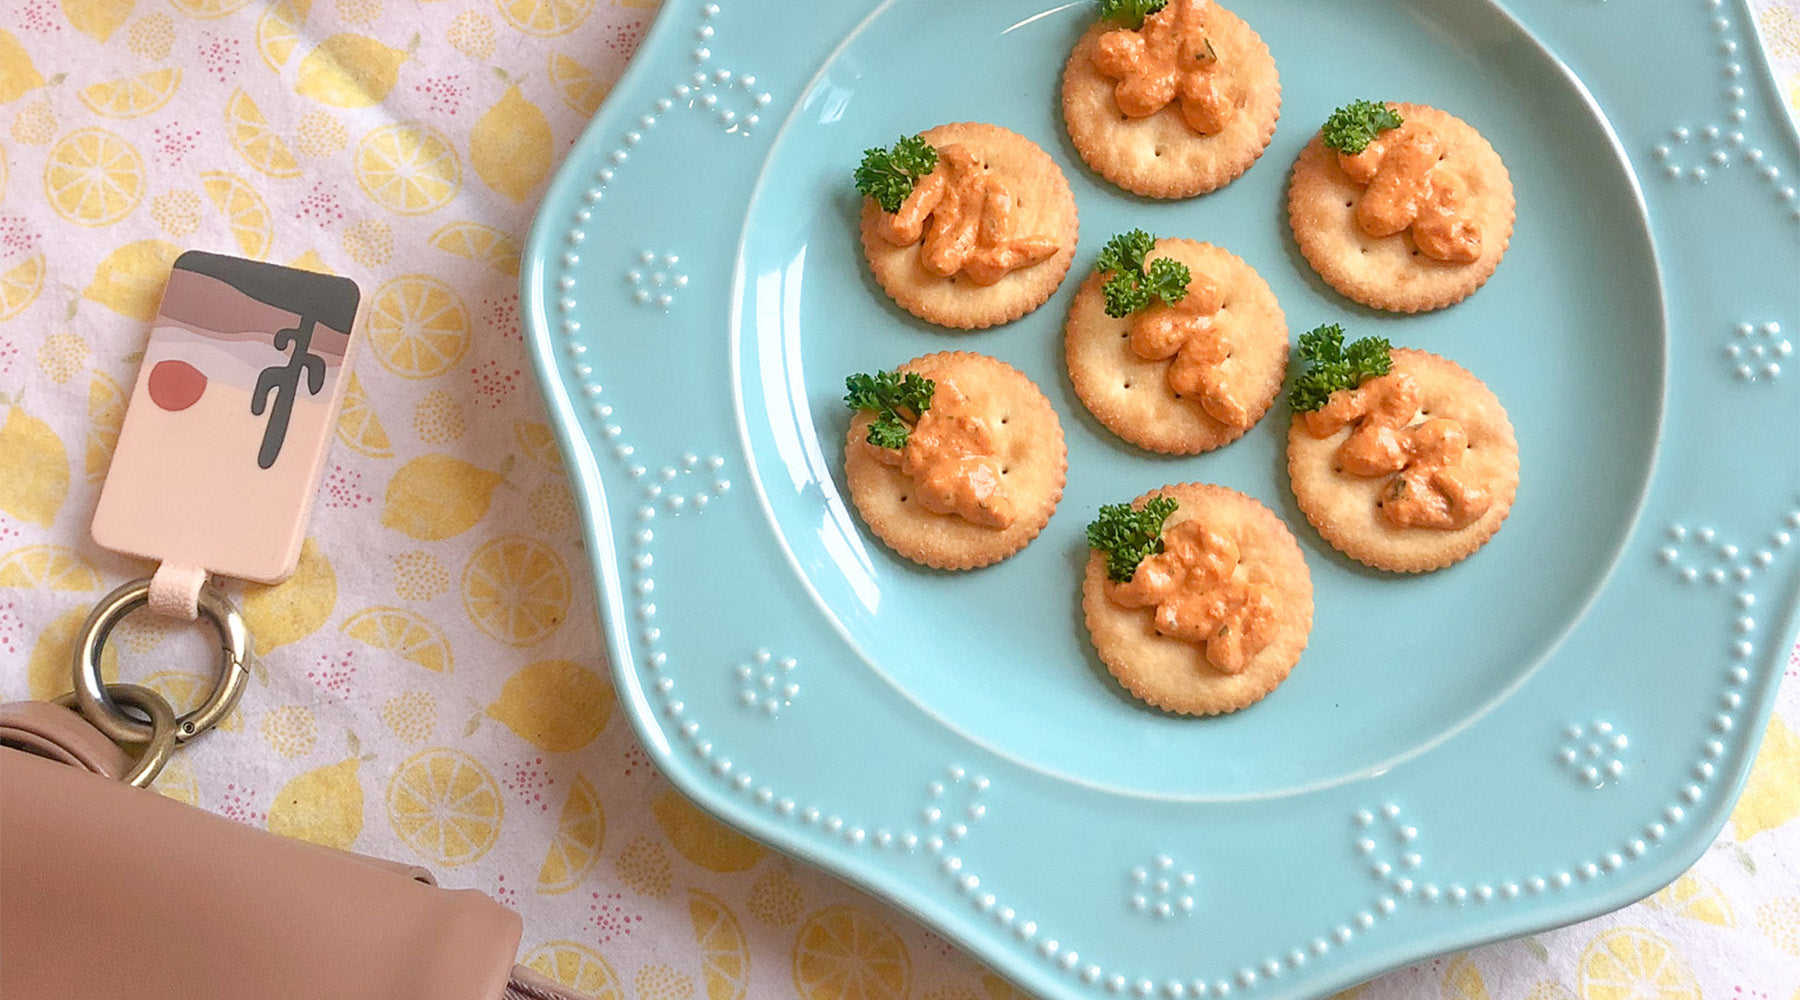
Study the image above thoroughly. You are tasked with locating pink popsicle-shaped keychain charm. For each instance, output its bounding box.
[76,251,361,747]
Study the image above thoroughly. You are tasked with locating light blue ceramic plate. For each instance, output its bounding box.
[522,1,1800,995]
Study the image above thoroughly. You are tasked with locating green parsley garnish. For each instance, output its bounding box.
[1097,0,1168,29]
[854,135,939,213]
[1088,496,1181,583]
[844,369,935,450]
[1095,230,1191,319]
[1320,100,1404,154]
[1288,324,1393,412]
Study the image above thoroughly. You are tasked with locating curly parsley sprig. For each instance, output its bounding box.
[1087,496,1180,583]
[1098,0,1168,29]
[1288,324,1393,412]
[854,135,939,213]
[845,369,935,449]
[1321,100,1404,155]
[1095,230,1191,319]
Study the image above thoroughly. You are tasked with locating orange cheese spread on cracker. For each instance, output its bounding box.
[876,144,1063,286]
[1338,123,1482,264]
[1092,0,1235,135]
[1124,269,1253,427]
[867,378,1015,529]
[1106,520,1279,673]
[1301,371,1493,530]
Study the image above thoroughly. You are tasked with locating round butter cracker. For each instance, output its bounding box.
[1060,4,1281,199]
[859,123,1079,330]
[1286,348,1519,573]
[1288,103,1515,313]
[1065,239,1287,454]
[845,352,1067,570]
[1082,483,1314,716]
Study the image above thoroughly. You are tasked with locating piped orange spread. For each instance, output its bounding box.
[1337,122,1482,264]
[876,144,1063,286]
[1125,269,1252,427]
[1301,371,1492,530]
[868,378,1014,529]
[1092,0,1235,135]
[1105,519,1278,673]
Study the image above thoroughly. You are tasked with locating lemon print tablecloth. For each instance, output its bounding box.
[3,2,1800,998]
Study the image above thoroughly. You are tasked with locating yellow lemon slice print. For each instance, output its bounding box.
[537,775,604,894]
[792,905,911,1000]
[256,0,310,70]
[521,941,623,1000]
[86,371,125,481]
[386,748,502,867]
[1577,928,1699,1000]
[341,606,453,672]
[496,0,593,37]
[45,128,143,226]
[0,253,43,321]
[549,53,608,117]
[77,68,182,119]
[225,90,301,178]
[0,544,100,591]
[356,123,459,214]
[689,890,751,1000]
[366,275,469,378]
[429,220,521,276]
[462,536,571,647]
[334,371,392,458]
[200,171,273,259]
[1644,873,1735,927]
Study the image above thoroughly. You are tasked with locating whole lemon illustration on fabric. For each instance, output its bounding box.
[84,239,181,321]
[486,658,612,752]
[0,29,45,100]
[241,537,337,655]
[0,403,69,527]
[471,85,553,202]
[28,605,118,700]
[382,454,506,541]
[651,788,767,874]
[1731,716,1800,841]
[296,33,410,108]
[268,757,364,850]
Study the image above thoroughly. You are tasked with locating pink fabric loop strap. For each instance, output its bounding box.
[148,562,208,621]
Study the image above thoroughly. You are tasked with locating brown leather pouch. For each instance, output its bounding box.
[0,702,586,1000]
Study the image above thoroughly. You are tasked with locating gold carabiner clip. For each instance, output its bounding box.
[70,578,254,747]
[52,683,179,788]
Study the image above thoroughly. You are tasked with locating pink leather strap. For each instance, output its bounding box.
[0,700,131,778]
[0,748,524,1000]
[149,561,207,620]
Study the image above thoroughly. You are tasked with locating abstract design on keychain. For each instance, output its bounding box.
[146,252,357,470]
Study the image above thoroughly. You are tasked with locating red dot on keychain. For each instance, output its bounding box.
[147,360,207,411]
